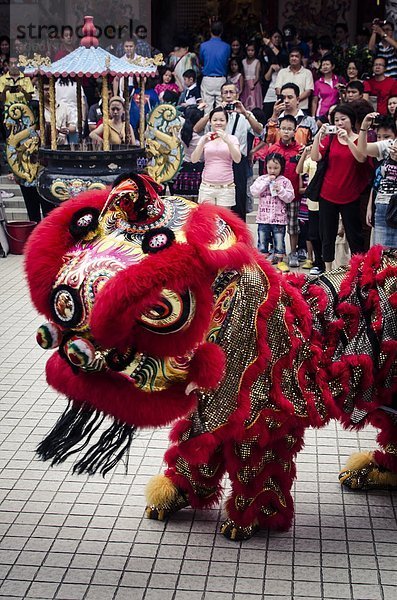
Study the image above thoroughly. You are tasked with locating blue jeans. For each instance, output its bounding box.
[374,203,397,248]
[258,223,286,256]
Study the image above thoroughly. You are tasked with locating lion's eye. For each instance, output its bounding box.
[138,289,196,334]
[69,208,100,239]
[142,227,175,254]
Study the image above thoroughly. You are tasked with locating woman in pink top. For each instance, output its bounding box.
[191,107,241,207]
[312,55,345,118]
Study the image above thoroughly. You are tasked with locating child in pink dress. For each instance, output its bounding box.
[241,43,263,110]
[250,152,294,273]
[227,57,244,96]
[155,68,180,102]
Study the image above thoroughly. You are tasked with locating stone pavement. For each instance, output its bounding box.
[0,254,396,600]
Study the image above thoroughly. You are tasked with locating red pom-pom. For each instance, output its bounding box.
[188,342,226,390]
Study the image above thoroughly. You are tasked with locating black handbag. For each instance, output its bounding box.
[305,136,333,202]
[385,193,397,229]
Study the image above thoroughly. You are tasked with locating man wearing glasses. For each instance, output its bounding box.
[265,83,318,147]
[369,20,397,79]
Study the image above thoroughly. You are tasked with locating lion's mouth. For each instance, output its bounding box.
[37,321,192,393]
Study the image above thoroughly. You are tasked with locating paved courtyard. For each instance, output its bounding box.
[0,253,396,600]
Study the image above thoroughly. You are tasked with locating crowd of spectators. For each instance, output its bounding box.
[0,16,396,270]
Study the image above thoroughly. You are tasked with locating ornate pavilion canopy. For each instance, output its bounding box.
[21,15,162,149]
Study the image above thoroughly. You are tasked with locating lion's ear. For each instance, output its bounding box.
[185,204,254,271]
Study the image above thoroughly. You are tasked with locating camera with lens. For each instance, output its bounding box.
[325,125,338,134]
[224,103,235,112]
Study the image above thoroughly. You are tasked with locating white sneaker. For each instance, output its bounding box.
[0,190,14,199]
[309,266,324,276]
[288,252,299,268]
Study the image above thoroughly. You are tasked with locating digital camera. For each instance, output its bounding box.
[325,125,338,134]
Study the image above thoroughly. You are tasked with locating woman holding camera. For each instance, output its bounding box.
[311,104,371,271]
[191,106,241,207]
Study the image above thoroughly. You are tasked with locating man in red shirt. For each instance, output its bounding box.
[268,114,303,268]
[363,56,397,114]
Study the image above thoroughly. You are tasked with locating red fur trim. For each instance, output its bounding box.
[45,352,196,427]
[323,318,345,361]
[24,190,109,317]
[169,418,192,443]
[369,410,397,473]
[339,253,363,299]
[283,278,313,338]
[309,283,330,313]
[225,463,295,529]
[165,469,223,509]
[170,432,219,465]
[337,302,361,339]
[373,449,397,473]
[185,204,255,271]
[365,289,383,333]
[375,340,397,402]
[375,264,397,287]
[90,243,215,356]
[188,343,226,389]
[360,245,383,286]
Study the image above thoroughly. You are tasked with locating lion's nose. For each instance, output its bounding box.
[36,323,97,369]
[36,322,63,349]
[64,337,96,368]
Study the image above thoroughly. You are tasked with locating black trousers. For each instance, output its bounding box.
[308,210,325,270]
[232,155,248,222]
[20,185,54,223]
[319,197,364,263]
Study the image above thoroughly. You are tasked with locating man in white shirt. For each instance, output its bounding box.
[275,48,314,112]
[113,39,138,96]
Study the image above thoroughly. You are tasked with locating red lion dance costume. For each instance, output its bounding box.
[25,174,397,541]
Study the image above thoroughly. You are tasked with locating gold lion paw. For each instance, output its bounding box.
[144,492,189,521]
[220,519,259,541]
[339,462,397,490]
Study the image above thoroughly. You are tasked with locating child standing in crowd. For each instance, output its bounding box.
[268,114,303,268]
[251,152,294,273]
[227,57,244,96]
[177,69,201,112]
[154,68,180,102]
[241,43,262,110]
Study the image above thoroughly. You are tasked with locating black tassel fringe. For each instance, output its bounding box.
[36,399,136,476]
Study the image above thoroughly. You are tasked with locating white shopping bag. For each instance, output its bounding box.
[0,200,9,257]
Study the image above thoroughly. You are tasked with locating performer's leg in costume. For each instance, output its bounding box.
[146,419,227,520]
[146,416,306,541]
[221,424,305,540]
